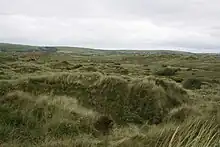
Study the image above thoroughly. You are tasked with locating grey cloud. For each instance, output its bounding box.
[0,0,220,53]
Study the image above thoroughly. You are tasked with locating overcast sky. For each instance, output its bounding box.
[0,0,220,53]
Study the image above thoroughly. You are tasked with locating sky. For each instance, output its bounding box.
[0,0,220,53]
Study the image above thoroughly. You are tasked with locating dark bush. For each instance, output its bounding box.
[182,78,202,89]
[154,67,178,76]
[171,77,184,83]
[73,64,83,69]
[186,68,193,71]
[90,75,189,124]
[82,66,98,72]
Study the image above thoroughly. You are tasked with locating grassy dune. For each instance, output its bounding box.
[0,50,219,146]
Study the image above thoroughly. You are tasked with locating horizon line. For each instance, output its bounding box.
[0,42,219,54]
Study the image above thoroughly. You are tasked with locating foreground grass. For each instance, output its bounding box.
[0,91,219,147]
[0,52,219,146]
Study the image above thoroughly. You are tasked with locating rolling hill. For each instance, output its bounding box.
[0,42,195,55]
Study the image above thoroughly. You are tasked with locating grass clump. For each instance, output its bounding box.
[49,61,76,70]
[14,72,102,97]
[170,77,184,83]
[73,64,83,69]
[164,105,201,123]
[0,81,14,96]
[182,78,202,89]
[89,76,130,123]
[118,117,220,147]
[153,67,179,76]
[81,66,98,72]
[1,73,189,125]
[0,53,18,63]
[0,91,98,144]
[12,64,42,73]
[90,75,189,124]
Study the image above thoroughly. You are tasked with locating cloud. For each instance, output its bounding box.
[0,0,220,53]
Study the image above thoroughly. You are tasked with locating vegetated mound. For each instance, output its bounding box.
[117,117,220,147]
[80,66,98,72]
[0,53,18,63]
[170,76,184,83]
[1,72,189,125]
[106,64,129,75]
[0,91,98,144]
[89,75,189,124]
[182,78,202,90]
[49,61,83,70]
[11,63,42,73]
[49,61,72,70]
[164,105,201,123]
[15,72,102,97]
[153,67,180,76]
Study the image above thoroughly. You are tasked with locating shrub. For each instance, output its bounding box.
[171,77,184,83]
[114,62,121,65]
[73,64,83,69]
[182,78,202,89]
[82,66,98,72]
[154,67,179,76]
[119,68,129,75]
[162,64,168,67]
[50,61,73,70]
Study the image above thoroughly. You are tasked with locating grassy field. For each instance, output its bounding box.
[0,45,219,146]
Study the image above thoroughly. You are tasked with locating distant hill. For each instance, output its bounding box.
[0,43,57,53]
[0,42,207,56]
[0,43,39,52]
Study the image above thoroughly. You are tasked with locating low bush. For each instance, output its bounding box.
[171,77,184,83]
[81,66,98,72]
[182,78,202,89]
[154,67,179,76]
[73,64,83,69]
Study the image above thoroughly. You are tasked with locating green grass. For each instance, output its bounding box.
[0,48,219,146]
[0,43,38,52]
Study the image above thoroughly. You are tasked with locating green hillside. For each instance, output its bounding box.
[0,43,219,146]
[0,43,39,52]
[0,43,195,55]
